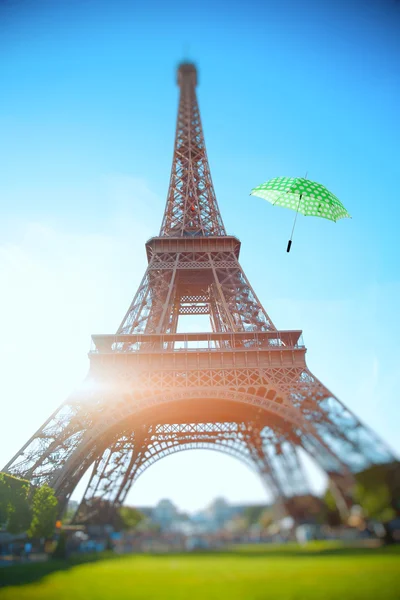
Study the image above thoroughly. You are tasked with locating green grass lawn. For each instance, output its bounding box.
[1,543,399,600]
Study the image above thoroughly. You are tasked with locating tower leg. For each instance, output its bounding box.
[245,426,314,523]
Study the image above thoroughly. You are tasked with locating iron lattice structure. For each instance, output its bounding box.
[3,63,394,522]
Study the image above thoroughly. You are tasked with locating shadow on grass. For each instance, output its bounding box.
[1,544,398,589]
[0,552,120,588]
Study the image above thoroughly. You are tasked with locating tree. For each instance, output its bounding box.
[0,473,32,534]
[0,473,9,525]
[28,485,58,539]
[319,462,400,525]
[118,506,145,531]
[354,463,399,522]
[243,505,266,526]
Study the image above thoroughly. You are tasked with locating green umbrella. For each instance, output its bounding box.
[250,176,351,252]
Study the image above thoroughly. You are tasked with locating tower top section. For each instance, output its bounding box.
[159,63,226,237]
[177,62,198,87]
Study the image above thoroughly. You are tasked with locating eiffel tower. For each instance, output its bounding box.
[3,63,394,522]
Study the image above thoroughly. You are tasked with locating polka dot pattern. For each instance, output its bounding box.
[250,177,351,222]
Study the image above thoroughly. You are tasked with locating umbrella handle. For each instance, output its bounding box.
[287,193,302,253]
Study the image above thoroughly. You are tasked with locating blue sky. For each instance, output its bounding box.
[0,0,399,512]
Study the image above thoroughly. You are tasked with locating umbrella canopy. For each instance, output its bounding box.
[250,176,351,252]
[250,176,351,222]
